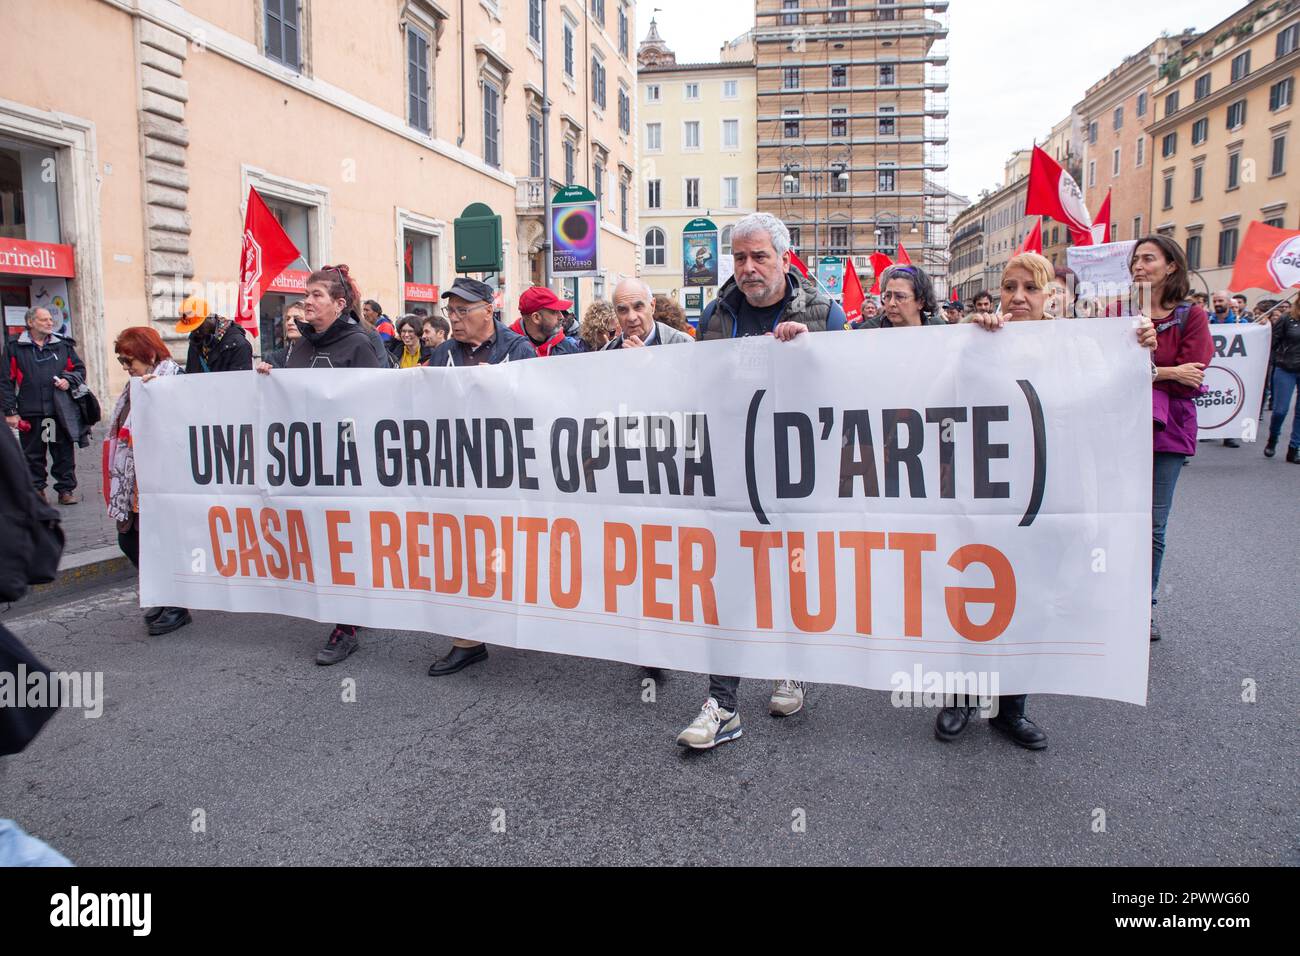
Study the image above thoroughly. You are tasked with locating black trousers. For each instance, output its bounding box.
[118,523,139,568]
[19,417,76,494]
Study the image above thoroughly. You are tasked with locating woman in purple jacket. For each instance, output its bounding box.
[1131,236,1213,642]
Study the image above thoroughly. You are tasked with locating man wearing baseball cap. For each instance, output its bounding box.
[177,296,252,373]
[511,286,582,357]
[426,276,535,678]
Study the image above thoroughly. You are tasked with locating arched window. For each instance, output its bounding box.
[645,227,666,266]
[721,225,733,255]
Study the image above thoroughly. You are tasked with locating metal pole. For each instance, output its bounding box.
[541,0,553,288]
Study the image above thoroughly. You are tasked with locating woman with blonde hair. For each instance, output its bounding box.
[577,299,619,352]
[936,251,1157,750]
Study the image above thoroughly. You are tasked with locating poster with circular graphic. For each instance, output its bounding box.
[550,186,600,278]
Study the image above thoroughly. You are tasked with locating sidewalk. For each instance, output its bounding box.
[7,423,132,602]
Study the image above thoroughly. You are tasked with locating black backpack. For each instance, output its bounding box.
[0,430,65,603]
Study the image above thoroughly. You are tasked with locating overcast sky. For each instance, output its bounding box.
[636,0,1247,200]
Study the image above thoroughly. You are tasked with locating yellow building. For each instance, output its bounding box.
[636,20,756,320]
[1,0,638,399]
[1146,0,1298,292]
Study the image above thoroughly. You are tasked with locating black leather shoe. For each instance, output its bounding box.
[1222,438,1240,448]
[143,606,165,625]
[1264,438,1277,458]
[1288,446,1300,464]
[1150,618,1161,642]
[989,710,1048,750]
[934,706,974,741]
[148,607,192,636]
[428,644,488,677]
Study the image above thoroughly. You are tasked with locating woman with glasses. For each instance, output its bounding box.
[106,326,190,636]
[858,265,946,328]
[933,252,1157,749]
[388,315,434,368]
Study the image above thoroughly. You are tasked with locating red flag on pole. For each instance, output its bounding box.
[868,252,893,295]
[896,243,913,265]
[789,251,810,278]
[1228,221,1300,293]
[238,187,302,337]
[1015,218,1043,256]
[1026,145,1095,247]
[1091,188,1112,244]
[842,256,865,324]
[951,285,960,303]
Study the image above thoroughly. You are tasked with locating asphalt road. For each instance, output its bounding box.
[1,434,1296,866]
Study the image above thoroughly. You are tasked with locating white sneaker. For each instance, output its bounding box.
[769,679,805,716]
[675,697,742,749]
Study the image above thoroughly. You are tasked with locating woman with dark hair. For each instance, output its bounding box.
[1262,295,1300,461]
[106,326,189,635]
[1130,235,1212,641]
[859,265,945,328]
[388,315,433,368]
[256,264,381,665]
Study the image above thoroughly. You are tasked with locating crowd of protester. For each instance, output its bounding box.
[4,210,1297,753]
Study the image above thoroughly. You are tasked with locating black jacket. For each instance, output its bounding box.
[428,320,537,367]
[386,336,435,366]
[286,315,383,369]
[185,319,253,373]
[699,272,844,340]
[2,332,87,419]
[1272,313,1300,372]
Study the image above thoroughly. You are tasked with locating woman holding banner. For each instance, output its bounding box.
[256,264,381,665]
[1130,236,1212,642]
[106,326,190,636]
[936,252,1158,749]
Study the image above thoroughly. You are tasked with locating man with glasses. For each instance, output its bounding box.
[426,277,536,678]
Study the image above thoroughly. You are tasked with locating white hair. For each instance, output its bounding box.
[730,212,791,257]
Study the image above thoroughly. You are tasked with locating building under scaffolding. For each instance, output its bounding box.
[753,0,957,293]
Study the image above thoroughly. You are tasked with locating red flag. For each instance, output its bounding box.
[1026,145,1094,247]
[1092,189,1112,244]
[238,187,301,337]
[951,285,960,303]
[1228,221,1300,293]
[841,257,865,324]
[896,243,912,265]
[789,251,810,278]
[1015,218,1043,255]
[868,252,893,295]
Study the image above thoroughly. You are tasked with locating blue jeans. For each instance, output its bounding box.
[1268,367,1300,449]
[1152,452,1186,606]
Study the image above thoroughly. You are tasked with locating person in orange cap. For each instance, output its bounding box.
[177,296,252,373]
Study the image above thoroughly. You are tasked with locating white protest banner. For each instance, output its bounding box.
[133,320,1153,704]
[1068,240,1137,316]
[1196,322,1271,440]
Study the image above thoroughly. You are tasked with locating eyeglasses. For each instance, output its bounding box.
[448,303,488,318]
[116,355,134,368]
[880,292,914,303]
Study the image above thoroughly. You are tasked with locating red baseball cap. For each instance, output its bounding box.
[519,286,573,315]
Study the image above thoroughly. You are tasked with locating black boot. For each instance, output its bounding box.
[1288,446,1300,464]
[1223,438,1240,448]
[989,695,1047,750]
[148,607,192,636]
[1264,437,1277,458]
[934,705,974,741]
[428,643,488,677]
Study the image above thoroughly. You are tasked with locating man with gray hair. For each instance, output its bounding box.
[606,277,692,349]
[676,212,846,750]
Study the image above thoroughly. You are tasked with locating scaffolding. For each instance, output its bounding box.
[753,1,952,291]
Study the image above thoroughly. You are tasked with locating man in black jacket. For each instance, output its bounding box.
[177,296,253,373]
[426,278,534,678]
[1,307,87,504]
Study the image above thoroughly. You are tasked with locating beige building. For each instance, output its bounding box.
[1146,0,1298,291]
[947,151,1031,302]
[636,20,756,319]
[752,0,950,289]
[1,0,638,400]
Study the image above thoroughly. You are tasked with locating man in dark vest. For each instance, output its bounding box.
[680,212,843,750]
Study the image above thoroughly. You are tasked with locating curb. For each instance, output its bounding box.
[32,546,134,599]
